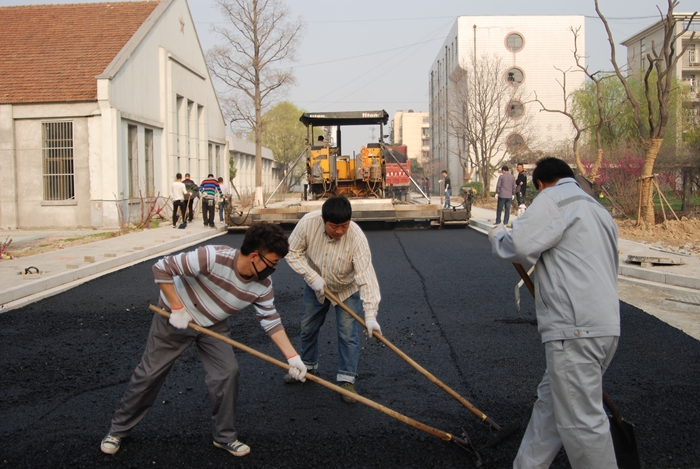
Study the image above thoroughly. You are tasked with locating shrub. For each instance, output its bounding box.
[461,181,483,196]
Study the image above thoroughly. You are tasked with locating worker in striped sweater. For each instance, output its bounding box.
[199,174,223,228]
[100,223,306,458]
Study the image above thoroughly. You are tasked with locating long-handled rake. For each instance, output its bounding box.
[323,288,519,447]
[148,305,484,466]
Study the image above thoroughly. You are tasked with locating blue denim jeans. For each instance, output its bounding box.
[300,284,360,383]
[496,197,512,224]
[444,188,452,208]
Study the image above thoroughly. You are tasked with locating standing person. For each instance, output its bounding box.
[494,166,517,225]
[516,163,527,206]
[489,157,620,469]
[284,196,382,403]
[441,170,451,208]
[100,223,307,458]
[183,173,199,222]
[316,135,329,146]
[171,173,187,228]
[199,174,223,228]
[425,177,431,198]
[218,176,231,224]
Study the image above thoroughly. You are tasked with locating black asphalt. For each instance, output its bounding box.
[1,228,699,468]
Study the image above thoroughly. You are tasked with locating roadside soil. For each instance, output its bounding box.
[4,231,122,258]
[474,198,700,256]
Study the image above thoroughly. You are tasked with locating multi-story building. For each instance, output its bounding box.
[390,110,430,163]
[429,16,585,190]
[622,14,700,130]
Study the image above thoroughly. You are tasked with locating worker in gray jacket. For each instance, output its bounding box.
[495,166,517,225]
[489,157,619,469]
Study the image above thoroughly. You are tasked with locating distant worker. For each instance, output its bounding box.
[316,135,329,147]
[284,196,382,403]
[516,163,527,206]
[171,173,187,229]
[425,177,431,197]
[489,157,620,469]
[441,170,451,208]
[218,177,231,224]
[494,166,517,225]
[199,174,223,228]
[183,173,199,222]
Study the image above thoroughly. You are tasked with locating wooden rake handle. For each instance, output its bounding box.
[148,304,466,445]
[323,288,501,431]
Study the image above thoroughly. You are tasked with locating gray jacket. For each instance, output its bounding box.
[491,178,620,342]
[495,172,517,198]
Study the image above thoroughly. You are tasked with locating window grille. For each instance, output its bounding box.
[128,124,139,198]
[145,128,154,197]
[42,121,75,200]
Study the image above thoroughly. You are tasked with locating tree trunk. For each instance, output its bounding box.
[254,92,263,207]
[639,139,663,225]
[681,167,692,213]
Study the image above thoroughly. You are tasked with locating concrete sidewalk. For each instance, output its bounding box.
[0,223,226,312]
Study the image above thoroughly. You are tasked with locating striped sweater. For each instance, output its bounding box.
[152,245,283,335]
[199,178,223,198]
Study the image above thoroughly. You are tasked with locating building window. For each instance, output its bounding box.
[506,33,524,52]
[176,95,184,173]
[641,38,646,70]
[506,133,526,152]
[506,67,524,86]
[42,121,75,201]
[145,128,154,197]
[128,124,139,198]
[215,145,221,176]
[507,100,525,119]
[689,44,697,65]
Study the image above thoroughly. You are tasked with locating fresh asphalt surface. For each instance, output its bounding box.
[1,228,699,469]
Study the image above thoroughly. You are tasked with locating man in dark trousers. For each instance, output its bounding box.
[494,166,517,225]
[199,174,223,227]
[183,173,199,222]
[489,157,619,469]
[100,223,307,458]
[516,163,527,206]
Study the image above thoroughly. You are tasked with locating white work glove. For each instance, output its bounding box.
[488,223,507,243]
[286,355,307,382]
[365,320,382,338]
[309,277,326,294]
[494,193,498,199]
[169,305,193,329]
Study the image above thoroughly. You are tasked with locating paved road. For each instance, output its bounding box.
[1,228,699,468]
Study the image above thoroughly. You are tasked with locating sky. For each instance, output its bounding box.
[4,0,696,149]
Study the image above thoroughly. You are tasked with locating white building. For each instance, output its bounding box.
[622,14,700,129]
[0,0,228,229]
[390,110,430,162]
[227,136,283,197]
[429,15,585,189]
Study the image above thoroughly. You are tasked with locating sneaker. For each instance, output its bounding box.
[339,382,357,404]
[100,434,121,455]
[213,439,250,457]
[283,368,313,384]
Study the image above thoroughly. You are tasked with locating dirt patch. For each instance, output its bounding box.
[474,198,700,256]
[4,231,123,258]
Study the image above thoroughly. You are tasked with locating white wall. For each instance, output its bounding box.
[429,15,585,189]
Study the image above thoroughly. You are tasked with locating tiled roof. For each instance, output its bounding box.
[0,1,160,104]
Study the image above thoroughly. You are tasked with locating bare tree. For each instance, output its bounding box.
[207,0,304,206]
[595,0,696,224]
[446,54,531,197]
[535,27,624,182]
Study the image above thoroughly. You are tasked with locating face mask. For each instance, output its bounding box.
[252,262,275,281]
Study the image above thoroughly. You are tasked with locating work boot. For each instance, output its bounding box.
[284,368,313,383]
[100,434,121,455]
[339,382,357,404]
[213,439,250,457]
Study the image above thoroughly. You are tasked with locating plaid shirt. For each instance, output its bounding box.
[286,210,381,320]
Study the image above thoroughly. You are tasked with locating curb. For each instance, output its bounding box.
[0,227,226,308]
